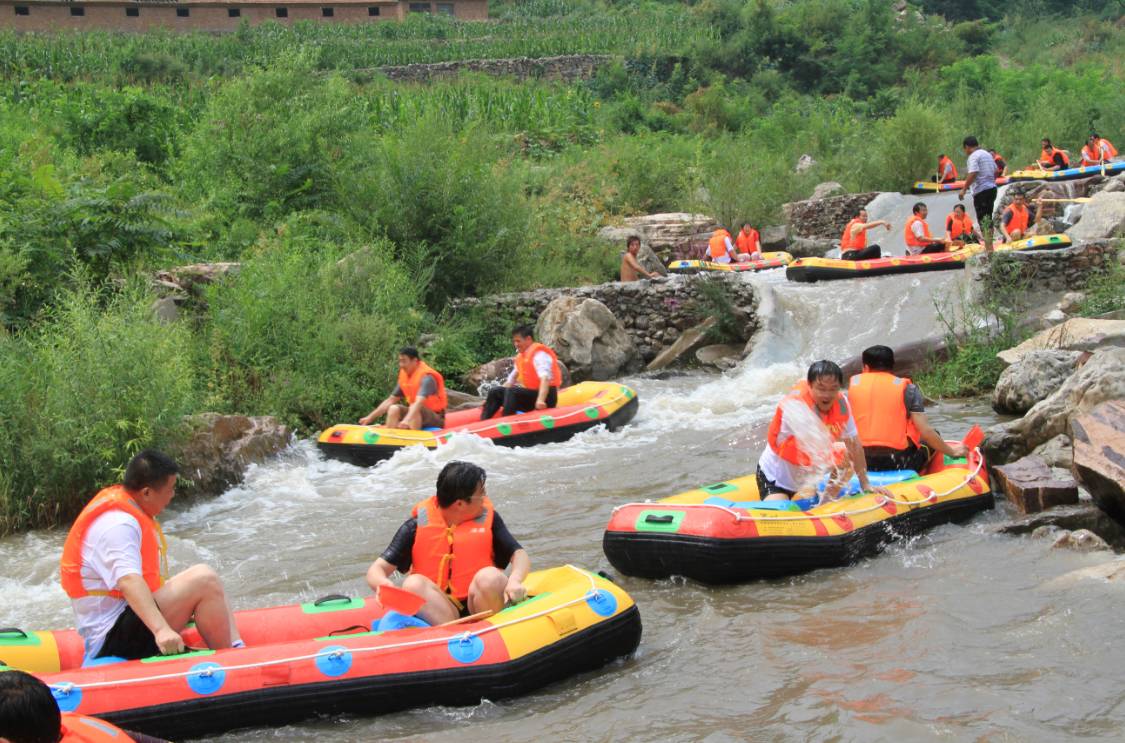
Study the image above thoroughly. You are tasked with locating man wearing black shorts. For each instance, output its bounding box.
[959,135,998,252]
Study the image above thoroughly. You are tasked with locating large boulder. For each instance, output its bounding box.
[991,350,1083,414]
[446,389,485,411]
[1065,190,1125,242]
[992,455,1078,514]
[536,296,640,381]
[760,225,788,250]
[982,347,1125,465]
[1071,400,1125,526]
[786,236,837,258]
[171,413,292,498]
[993,503,1125,548]
[1031,433,1073,469]
[620,213,720,255]
[783,192,880,240]
[997,318,1125,366]
[596,227,669,277]
[810,181,845,200]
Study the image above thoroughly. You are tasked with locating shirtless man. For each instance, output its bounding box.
[621,236,659,281]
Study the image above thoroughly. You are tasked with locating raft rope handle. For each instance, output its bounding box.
[611,449,986,524]
[355,390,634,444]
[50,566,605,694]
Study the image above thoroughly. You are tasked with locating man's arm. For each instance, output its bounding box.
[117,574,184,655]
[861,220,891,233]
[958,171,977,199]
[845,436,893,498]
[910,411,968,458]
[365,558,398,592]
[359,394,400,425]
[504,549,530,604]
[625,252,658,279]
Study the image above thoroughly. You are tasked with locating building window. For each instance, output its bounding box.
[70,6,85,15]
[176,7,189,16]
[125,6,139,15]
[228,7,240,16]
[436,3,453,15]
[409,2,430,11]
[367,6,379,15]
[275,6,287,16]
[321,6,333,16]
[14,5,29,15]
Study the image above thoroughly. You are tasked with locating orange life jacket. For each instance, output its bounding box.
[515,341,562,389]
[766,381,851,466]
[938,155,958,182]
[1039,147,1069,168]
[735,228,759,255]
[993,152,1005,166]
[904,215,933,249]
[946,212,974,240]
[1004,203,1029,234]
[60,713,131,741]
[410,495,495,603]
[708,229,732,260]
[60,485,168,600]
[1082,138,1118,164]
[849,372,921,450]
[397,361,447,414]
[840,218,866,250]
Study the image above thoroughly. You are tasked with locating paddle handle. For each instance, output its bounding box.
[436,610,494,627]
[1037,198,1090,203]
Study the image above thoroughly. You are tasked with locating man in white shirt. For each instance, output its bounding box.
[958,135,998,253]
[480,325,564,419]
[60,450,241,662]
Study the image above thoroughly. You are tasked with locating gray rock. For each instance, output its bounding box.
[1045,559,1125,588]
[991,350,1082,414]
[1041,309,1068,328]
[647,318,716,371]
[696,343,743,370]
[1031,433,1074,469]
[171,413,292,498]
[794,154,817,174]
[760,225,788,250]
[151,296,180,324]
[1071,400,1125,527]
[994,503,1125,548]
[536,296,640,381]
[1066,191,1125,241]
[810,181,844,200]
[787,236,837,258]
[1059,292,1087,314]
[1051,528,1111,552]
[997,318,1125,366]
[446,389,485,411]
[993,455,1078,514]
[636,243,669,277]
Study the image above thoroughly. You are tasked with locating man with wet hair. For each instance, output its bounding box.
[757,361,891,502]
[0,670,149,743]
[849,345,969,473]
[359,346,447,430]
[60,449,242,663]
[366,461,530,625]
[480,325,562,420]
[620,236,658,282]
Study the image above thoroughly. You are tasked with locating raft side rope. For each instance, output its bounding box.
[611,449,986,524]
[50,566,605,694]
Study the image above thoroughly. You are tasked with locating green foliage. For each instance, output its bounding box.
[0,277,198,534]
[1078,258,1125,316]
[690,277,745,345]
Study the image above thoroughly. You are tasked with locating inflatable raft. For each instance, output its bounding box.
[318,381,639,467]
[603,448,992,584]
[912,176,1010,193]
[667,252,794,273]
[1007,160,1125,182]
[11,567,640,740]
[785,234,1071,282]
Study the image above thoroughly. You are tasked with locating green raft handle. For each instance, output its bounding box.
[644,514,676,524]
[313,594,353,607]
[0,628,28,639]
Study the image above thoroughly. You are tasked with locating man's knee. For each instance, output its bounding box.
[472,567,507,596]
[180,564,223,595]
[402,573,435,595]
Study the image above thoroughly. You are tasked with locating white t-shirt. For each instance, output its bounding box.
[906,219,930,256]
[966,148,997,194]
[505,350,556,386]
[71,510,145,660]
[758,398,859,493]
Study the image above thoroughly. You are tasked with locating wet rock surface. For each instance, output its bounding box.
[1071,400,1125,527]
[171,413,292,498]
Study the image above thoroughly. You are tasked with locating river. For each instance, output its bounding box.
[4,199,1124,740]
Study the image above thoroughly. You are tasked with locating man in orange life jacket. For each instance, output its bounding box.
[943,203,980,247]
[935,154,958,183]
[1080,133,1118,167]
[904,203,951,256]
[839,208,891,261]
[756,361,893,502]
[366,461,530,625]
[359,346,447,430]
[480,325,563,420]
[849,345,969,473]
[736,222,763,261]
[1000,192,1043,242]
[59,450,241,663]
[1034,138,1070,171]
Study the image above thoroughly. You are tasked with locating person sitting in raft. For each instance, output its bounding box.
[735,222,763,261]
[706,226,745,264]
[904,203,951,255]
[989,149,1008,177]
[849,345,969,473]
[934,153,958,183]
[621,236,659,282]
[1080,133,1118,167]
[365,461,529,624]
[480,325,562,420]
[839,208,891,261]
[1000,192,1044,242]
[60,450,242,662]
[1034,138,1070,171]
[756,360,893,502]
[944,203,980,246]
[358,346,447,430]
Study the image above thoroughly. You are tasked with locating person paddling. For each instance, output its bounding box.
[1080,133,1118,167]
[1034,138,1070,171]
[935,154,958,183]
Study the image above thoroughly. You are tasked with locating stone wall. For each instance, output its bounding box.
[783,192,879,238]
[969,240,1120,298]
[451,274,759,364]
[377,54,613,84]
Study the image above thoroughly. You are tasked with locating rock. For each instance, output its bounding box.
[993,455,1078,514]
[787,236,837,258]
[1031,433,1074,469]
[536,296,640,381]
[171,413,292,498]
[1059,292,1086,314]
[446,389,484,411]
[983,347,1125,465]
[647,318,716,371]
[1031,524,1069,541]
[1071,400,1125,527]
[1046,559,1125,588]
[696,343,743,370]
[993,502,1125,547]
[794,154,816,173]
[151,296,180,324]
[464,357,515,392]
[620,213,720,257]
[759,225,787,250]
[1040,309,1067,328]
[997,318,1125,366]
[154,262,240,296]
[991,350,1082,414]
[1099,177,1124,194]
[636,243,669,277]
[810,181,844,201]
[1065,190,1125,242]
[596,225,641,245]
[1051,528,1110,552]
[783,192,880,240]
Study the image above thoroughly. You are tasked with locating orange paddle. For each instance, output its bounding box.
[377,585,426,616]
[962,424,984,451]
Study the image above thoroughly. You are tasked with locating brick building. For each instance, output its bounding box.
[0,0,488,32]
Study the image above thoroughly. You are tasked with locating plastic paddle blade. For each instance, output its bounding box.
[962,424,985,451]
[377,585,426,616]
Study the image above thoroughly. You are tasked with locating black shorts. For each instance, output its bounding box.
[96,605,160,660]
[972,187,998,227]
[865,442,933,473]
[756,465,796,499]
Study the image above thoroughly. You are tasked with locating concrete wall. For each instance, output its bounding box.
[969,240,1120,299]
